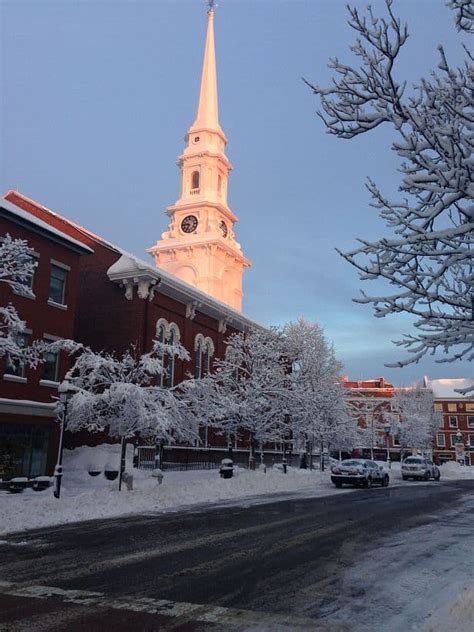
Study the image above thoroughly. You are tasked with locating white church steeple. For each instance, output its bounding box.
[147,5,250,312]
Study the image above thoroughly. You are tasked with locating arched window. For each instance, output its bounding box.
[191,170,200,190]
[194,334,214,379]
[194,334,204,378]
[156,319,180,388]
[164,327,177,388]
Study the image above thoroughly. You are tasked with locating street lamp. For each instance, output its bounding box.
[384,423,391,470]
[55,380,78,499]
[455,429,464,465]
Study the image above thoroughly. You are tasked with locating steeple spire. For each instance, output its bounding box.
[191,6,222,134]
[147,1,250,312]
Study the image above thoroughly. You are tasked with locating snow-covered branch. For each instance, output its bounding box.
[306,0,473,368]
[65,341,196,444]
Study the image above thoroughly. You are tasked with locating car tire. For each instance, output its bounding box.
[365,477,372,489]
[402,475,408,480]
[382,475,389,487]
[424,471,430,481]
[435,471,441,481]
[334,482,342,488]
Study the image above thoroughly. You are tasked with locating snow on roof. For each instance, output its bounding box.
[426,378,474,400]
[4,191,118,254]
[108,253,263,331]
[4,191,261,330]
[0,197,93,253]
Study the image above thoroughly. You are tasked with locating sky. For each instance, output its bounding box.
[1,0,471,386]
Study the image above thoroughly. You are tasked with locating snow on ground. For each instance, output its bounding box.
[1,446,473,536]
[319,491,474,632]
[0,446,346,536]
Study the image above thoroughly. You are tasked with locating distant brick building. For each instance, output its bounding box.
[427,378,474,465]
[343,376,474,465]
[342,377,399,460]
[0,196,92,479]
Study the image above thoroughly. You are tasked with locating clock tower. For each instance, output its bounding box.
[147,5,251,312]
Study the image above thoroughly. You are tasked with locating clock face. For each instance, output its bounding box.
[181,215,198,233]
[219,220,228,238]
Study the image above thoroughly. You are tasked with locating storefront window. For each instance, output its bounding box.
[0,424,52,479]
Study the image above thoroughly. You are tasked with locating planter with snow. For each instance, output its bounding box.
[8,477,28,493]
[219,459,234,479]
[32,476,51,492]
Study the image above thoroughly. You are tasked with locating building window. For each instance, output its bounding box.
[156,319,180,388]
[469,435,474,448]
[434,403,443,412]
[437,434,446,448]
[194,334,215,379]
[447,403,457,412]
[194,339,202,379]
[392,434,400,447]
[467,416,474,429]
[0,423,52,479]
[163,326,178,388]
[49,264,67,304]
[14,254,38,297]
[5,333,29,378]
[42,350,59,382]
[466,403,474,412]
[191,170,200,190]
[449,416,458,428]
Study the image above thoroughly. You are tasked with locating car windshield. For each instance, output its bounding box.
[341,460,364,467]
[404,458,424,464]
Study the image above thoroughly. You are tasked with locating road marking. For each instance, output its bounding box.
[0,583,326,630]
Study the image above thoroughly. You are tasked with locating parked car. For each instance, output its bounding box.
[401,457,440,481]
[330,459,389,488]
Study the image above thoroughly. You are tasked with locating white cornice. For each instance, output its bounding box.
[107,254,260,332]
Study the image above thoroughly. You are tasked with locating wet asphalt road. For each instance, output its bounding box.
[1,480,473,631]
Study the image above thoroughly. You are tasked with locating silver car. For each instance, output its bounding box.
[401,456,441,481]
[330,459,390,489]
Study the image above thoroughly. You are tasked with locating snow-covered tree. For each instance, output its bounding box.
[306,1,473,373]
[283,318,356,465]
[0,233,44,368]
[65,340,196,447]
[181,328,291,468]
[391,384,441,457]
[348,395,393,460]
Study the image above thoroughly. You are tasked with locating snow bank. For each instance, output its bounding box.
[439,461,474,479]
[0,447,339,536]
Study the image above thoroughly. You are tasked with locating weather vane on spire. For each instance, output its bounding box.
[207,0,217,13]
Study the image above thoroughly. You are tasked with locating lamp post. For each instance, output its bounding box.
[455,429,464,465]
[466,442,471,467]
[384,423,391,469]
[54,380,77,499]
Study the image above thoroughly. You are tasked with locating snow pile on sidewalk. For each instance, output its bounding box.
[439,461,474,479]
[0,447,339,536]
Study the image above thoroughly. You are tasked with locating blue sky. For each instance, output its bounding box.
[1,0,471,385]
